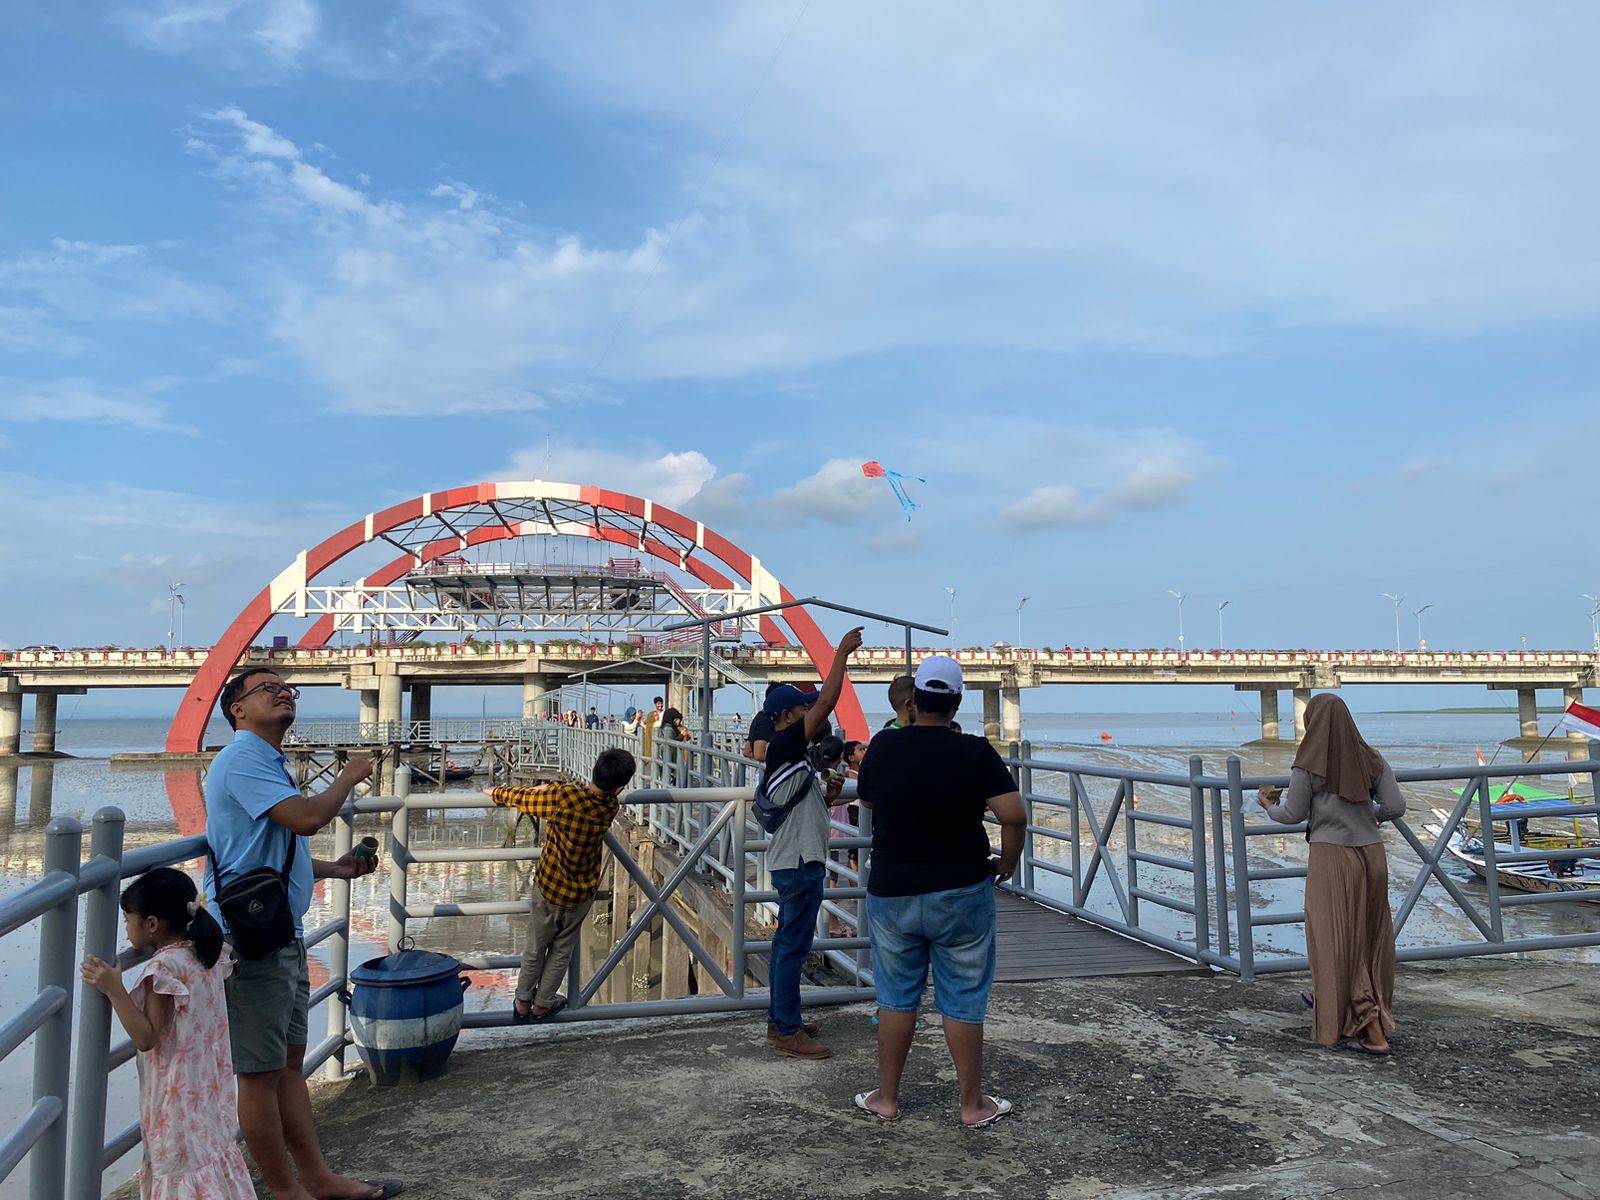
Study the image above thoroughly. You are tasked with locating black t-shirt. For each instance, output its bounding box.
[746,710,777,755]
[763,719,807,773]
[857,726,1018,897]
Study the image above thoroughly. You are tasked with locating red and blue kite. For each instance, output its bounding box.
[862,461,926,521]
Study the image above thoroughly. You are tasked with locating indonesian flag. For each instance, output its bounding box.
[1554,701,1600,740]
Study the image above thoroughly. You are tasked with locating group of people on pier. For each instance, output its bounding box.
[81,644,1408,1196]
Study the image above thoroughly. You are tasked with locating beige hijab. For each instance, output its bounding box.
[1293,693,1385,805]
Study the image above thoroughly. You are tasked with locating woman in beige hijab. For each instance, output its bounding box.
[1259,694,1406,1055]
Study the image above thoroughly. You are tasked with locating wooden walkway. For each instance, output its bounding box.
[993,891,1200,981]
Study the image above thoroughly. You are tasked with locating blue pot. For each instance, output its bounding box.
[344,948,469,1086]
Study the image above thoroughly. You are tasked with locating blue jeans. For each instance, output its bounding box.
[868,880,997,1024]
[768,861,826,1035]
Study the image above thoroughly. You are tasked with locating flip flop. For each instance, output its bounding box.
[962,1096,1013,1129]
[1300,993,1315,1010]
[510,1002,533,1025]
[360,1182,403,1200]
[853,1091,899,1123]
[533,996,569,1022]
[1338,1039,1391,1058]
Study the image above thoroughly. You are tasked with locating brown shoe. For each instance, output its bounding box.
[766,1020,820,1045]
[771,1030,832,1060]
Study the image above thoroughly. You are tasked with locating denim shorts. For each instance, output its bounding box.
[868,880,997,1024]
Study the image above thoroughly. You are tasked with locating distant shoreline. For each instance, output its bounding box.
[1377,706,1565,715]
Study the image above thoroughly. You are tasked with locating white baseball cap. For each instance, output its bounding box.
[914,655,964,695]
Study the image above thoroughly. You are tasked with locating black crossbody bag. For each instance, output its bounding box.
[207,835,297,960]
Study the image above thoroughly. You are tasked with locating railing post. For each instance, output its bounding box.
[387,765,412,951]
[1187,756,1210,958]
[1476,771,1504,942]
[730,792,748,998]
[34,817,83,1200]
[1017,740,1035,893]
[1210,785,1231,958]
[67,808,124,1200]
[1068,772,1084,907]
[856,799,873,981]
[1225,756,1255,981]
[324,802,354,1081]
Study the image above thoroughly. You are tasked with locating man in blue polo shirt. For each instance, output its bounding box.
[207,667,399,1200]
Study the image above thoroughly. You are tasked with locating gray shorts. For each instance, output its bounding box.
[225,938,309,1074]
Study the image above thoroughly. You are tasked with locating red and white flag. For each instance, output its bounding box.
[1554,701,1600,740]
[1475,745,1486,767]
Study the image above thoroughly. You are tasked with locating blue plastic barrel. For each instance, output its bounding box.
[344,947,469,1086]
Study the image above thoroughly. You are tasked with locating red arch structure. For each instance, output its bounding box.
[166,481,864,752]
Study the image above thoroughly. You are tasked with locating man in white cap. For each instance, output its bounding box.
[760,625,863,1059]
[853,654,1026,1127]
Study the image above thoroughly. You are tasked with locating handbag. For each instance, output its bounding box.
[207,834,298,960]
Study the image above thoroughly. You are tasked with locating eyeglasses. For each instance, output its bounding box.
[235,681,299,704]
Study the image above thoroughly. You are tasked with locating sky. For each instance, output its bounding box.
[4,2,1600,718]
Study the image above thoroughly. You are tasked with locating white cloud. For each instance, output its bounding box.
[1108,456,1193,511]
[118,0,320,67]
[206,105,302,159]
[497,443,720,510]
[0,238,233,330]
[997,432,1203,531]
[770,458,880,526]
[0,378,192,433]
[1002,484,1104,531]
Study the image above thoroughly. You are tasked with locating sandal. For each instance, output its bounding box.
[533,995,569,1022]
[1300,992,1315,1011]
[511,1001,533,1025]
[1338,1038,1391,1058]
[360,1182,404,1199]
[853,1091,899,1123]
[962,1095,1013,1129]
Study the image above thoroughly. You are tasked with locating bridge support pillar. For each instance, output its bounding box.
[1516,688,1539,741]
[1292,688,1311,742]
[409,683,432,725]
[982,687,1001,741]
[0,689,21,757]
[522,676,549,721]
[1259,689,1281,741]
[1001,686,1022,744]
[358,689,379,731]
[31,693,58,755]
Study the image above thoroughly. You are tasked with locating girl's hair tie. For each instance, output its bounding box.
[186,899,199,916]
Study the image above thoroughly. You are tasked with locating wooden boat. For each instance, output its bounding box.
[1425,807,1600,901]
[443,762,475,782]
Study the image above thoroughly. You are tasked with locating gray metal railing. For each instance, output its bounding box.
[285,718,556,746]
[7,726,1600,1199]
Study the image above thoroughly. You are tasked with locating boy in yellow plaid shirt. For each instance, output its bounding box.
[489,747,636,1020]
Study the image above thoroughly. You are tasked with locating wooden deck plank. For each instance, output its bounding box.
[992,891,1200,981]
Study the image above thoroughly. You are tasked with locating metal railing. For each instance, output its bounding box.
[7,726,1600,1199]
[285,718,557,746]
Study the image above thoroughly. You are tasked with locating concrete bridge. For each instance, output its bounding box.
[3,643,1598,756]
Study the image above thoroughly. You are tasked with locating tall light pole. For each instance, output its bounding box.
[1380,593,1404,654]
[1017,596,1029,647]
[1167,590,1187,652]
[167,582,186,652]
[176,592,186,647]
[1413,603,1432,650]
[1582,595,1600,651]
[1216,600,1230,651]
[945,586,957,648]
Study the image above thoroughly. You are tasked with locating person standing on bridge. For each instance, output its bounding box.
[1259,693,1405,1056]
[744,681,786,761]
[761,625,864,1060]
[854,655,1026,1127]
[641,696,664,759]
[205,668,395,1200]
[489,747,637,1022]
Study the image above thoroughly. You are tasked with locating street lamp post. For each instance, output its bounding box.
[1017,596,1029,647]
[1216,600,1230,651]
[945,587,957,648]
[1413,603,1432,650]
[167,582,186,653]
[1582,595,1600,651]
[1167,590,1187,652]
[1380,593,1404,654]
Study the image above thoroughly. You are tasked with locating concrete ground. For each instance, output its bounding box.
[291,959,1600,1199]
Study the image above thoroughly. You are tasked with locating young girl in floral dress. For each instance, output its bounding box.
[80,868,255,1199]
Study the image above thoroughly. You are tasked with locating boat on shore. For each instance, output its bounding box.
[1426,804,1600,901]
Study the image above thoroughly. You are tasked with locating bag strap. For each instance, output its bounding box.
[205,824,298,889]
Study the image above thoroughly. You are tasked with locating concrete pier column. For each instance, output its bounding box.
[982,687,1002,741]
[1292,689,1311,742]
[377,674,403,732]
[1516,688,1539,741]
[358,689,379,731]
[31,693,58,755]
[1000,686,1023,744]
[1259,689,1281,742]
[0,689,20,757]
[522,675,548,721]
[409,683,432,726]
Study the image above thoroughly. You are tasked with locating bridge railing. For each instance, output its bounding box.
[285,718,554,746]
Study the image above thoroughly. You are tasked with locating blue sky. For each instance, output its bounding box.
[4,3,1600,716]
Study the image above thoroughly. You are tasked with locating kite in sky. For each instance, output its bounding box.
[862,460,926,521]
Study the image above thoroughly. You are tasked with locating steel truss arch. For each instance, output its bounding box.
[166,482,863,752]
